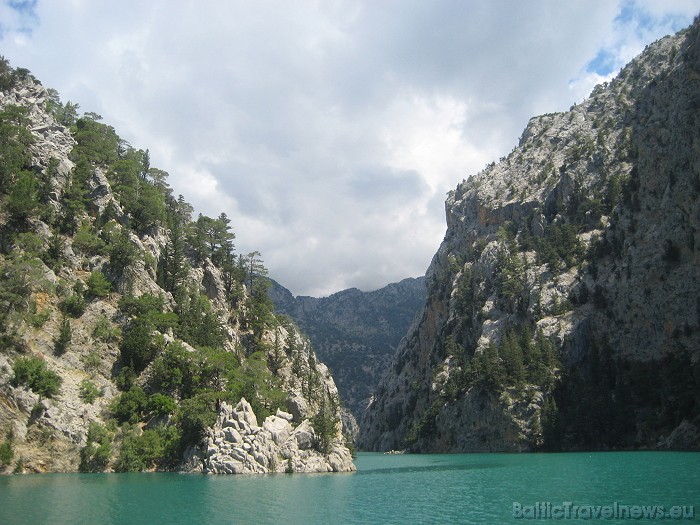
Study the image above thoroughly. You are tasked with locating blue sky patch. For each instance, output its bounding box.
[2,0,39,36]
[586,48,617,76]
[615,1,655,35]
[615,0,693,38]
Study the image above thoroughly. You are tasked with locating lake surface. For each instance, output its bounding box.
[0,452,698,524]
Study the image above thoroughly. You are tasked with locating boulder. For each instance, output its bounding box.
[223,427,242,444]
[292,420,316,450]
[86,168,127,222]
[287,396,308,423]
[275,409,294,422]
[234,398,258,429]
[263,415,292,445]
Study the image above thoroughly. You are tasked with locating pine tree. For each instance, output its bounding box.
[176,289,225,350]
[500,330,526,387]
[244,252,274,344]
[131,180,165,234]
[186,213,236,266]
[71,115,120,166]
[186,214,211,265]
[109,229,139,274]
[158,201,189,295]
[141,148,150,177]
[211,213,235,266]
[54,317,72,355]
[245,251,267,292]
[312,394,338,454]
[86,271,112,298]
[0,105,33,191]
[6,171,39,223]
[541,396,561,449]
[59,160,90,234]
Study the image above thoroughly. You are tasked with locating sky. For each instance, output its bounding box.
[1,0,698,296]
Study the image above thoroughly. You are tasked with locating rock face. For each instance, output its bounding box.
[360,19,700,452]
[0,77,76,181]
[269,277,426,420]
[186,399,355,474]
[85,167,127,223]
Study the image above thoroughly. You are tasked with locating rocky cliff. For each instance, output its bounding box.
[359,18,700,452]
[269,277,426,422]
[0,64,354,473]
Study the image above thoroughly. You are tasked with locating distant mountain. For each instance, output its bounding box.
[360,18,700,452]
[269,277,427,419]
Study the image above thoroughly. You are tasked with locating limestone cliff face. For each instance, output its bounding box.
[360,19,700,452]
[0,72,353,473]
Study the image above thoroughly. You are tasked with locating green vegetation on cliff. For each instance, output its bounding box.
[0,58,348,473]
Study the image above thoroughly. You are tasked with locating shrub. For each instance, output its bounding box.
[110,386,148,424]
[11,356,62,398]
[0,432,13,466]
[72,222,107,256]
[86,271,111,298]
[79,422,112,472]
[114,425,181,472]
[176,394,219,446]
[53,317,72,355]
[79,379,102,404]
[120,319,161,373]
[0,256,45,330]
[81,350,102,374]
[28,307,51,328]
[92,315,119,343]
[59,293,86,318]
[0,441,13,466]
[148,393,177,419]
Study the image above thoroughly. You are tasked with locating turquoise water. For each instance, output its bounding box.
[0,452,698,524]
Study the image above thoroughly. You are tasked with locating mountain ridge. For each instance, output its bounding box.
[269,276,427,421]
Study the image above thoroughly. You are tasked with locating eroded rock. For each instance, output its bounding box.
[185,399,355,474]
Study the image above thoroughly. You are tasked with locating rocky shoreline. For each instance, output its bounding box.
[184,399,356,474]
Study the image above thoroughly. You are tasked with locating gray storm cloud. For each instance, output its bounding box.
[0,0,697,295]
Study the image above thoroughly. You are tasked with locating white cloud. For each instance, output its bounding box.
[1,0,698,296]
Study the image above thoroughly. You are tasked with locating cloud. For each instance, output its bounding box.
[576,0,698,85]
[1,0,698,296]
[0,1,37,38]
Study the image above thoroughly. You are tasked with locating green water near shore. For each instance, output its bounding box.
[0,451,698,524]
